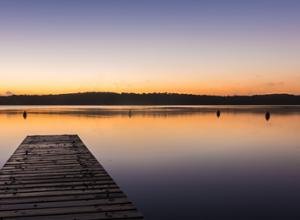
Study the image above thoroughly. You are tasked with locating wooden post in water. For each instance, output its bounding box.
[0,135,143,219]
[265,111,271,121]
[23,111,27,119]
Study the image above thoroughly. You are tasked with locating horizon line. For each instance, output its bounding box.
[1,91,299,97]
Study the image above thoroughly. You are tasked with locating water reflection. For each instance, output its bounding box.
[128,109,132,118]
[1,105,300,117]
[0,106,299,219]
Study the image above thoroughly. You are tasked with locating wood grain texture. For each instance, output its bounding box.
[0,135,143,219]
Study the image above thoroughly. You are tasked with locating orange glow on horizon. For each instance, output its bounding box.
[2,79,300,96]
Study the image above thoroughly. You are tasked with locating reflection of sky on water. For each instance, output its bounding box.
[0,106,299,219]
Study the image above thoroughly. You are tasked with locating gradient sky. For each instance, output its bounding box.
[0,0,300,95]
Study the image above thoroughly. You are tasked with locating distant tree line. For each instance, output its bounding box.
[0,92,299,105]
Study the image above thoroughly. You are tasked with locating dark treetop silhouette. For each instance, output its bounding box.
[0,92,300,105]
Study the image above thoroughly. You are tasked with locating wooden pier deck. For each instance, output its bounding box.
[0,135,143,219]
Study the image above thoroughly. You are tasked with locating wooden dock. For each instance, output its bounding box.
[0,135,143,219]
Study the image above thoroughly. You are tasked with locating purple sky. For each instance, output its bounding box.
[0,0,299,95]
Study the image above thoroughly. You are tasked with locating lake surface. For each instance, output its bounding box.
[0,105,300,219]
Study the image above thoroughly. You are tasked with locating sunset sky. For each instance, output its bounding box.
[0,0,300,95]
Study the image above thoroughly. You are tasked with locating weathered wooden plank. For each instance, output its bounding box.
[9,153,94,158]
[1,164,103,172]
[0,184,121,199]
[0,167,105,175]
[0,183,119,194]
[5,210,143,220]
[0,176,113,185]
[5,158,99,164]
[0,197,130,211]
[1,174,108,184]
[0,192,126,205]
[0,135,143,219]
[8,154,91,159]
[0,170,106,177]
[2,162,102,169]
[0,180,115,190]
[1,203,136,218]
[5,160,98,165]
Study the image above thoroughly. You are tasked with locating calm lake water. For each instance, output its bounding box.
[0,105,300,219]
